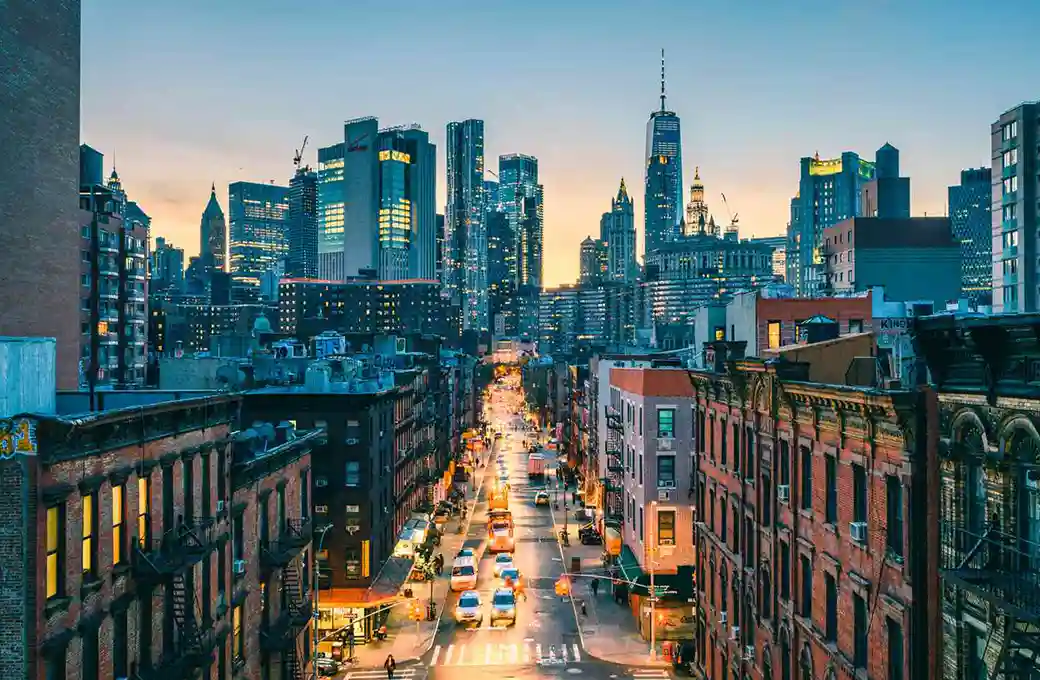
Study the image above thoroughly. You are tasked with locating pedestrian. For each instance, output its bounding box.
[590,578,599,598]
[384,654,397,680]
[516,578,527,602]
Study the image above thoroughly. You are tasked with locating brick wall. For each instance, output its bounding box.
[756,295,874,351]
[0,0,82,389]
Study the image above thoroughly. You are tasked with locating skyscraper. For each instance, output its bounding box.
[602,178,637,284]
[579,237,604,285]
[200,183,228,274]
[499,153,544,289]
[487,207,513,323]
[228,181,289,301]
[991,102,1039,313]
[0,0,82,390]
[445,119,488,331]
[317,141,346,279]
[786,151,877,295]
[320,118,437,282]
[644,51,684,255]
[948,167,993,306]
[150,236,185,294]
[287,167,319,278]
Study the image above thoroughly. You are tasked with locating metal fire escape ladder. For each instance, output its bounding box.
[170,571,204,662]
[604,405,625,525]
[282,561,306,680]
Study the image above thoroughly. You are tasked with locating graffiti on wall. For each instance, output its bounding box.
[0,418,38,458]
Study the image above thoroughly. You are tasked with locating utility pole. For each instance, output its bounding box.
[313,524,333,680]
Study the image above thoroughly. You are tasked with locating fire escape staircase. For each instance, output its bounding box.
[132,520,219,680]
[261,560,312,680]
[941,519,1040,678]
[603,406,624,527]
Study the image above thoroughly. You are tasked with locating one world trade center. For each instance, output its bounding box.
[644,50,684,255]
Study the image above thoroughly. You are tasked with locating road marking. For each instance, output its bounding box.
[444,644,454,665]
[561,644,569,662]
[430,645,441,665]
[572,644,582,661]
[485,642,492,664]
[630,670,670,678]
[345,670,417,679]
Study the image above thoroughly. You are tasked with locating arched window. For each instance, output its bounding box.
[709,553,717,608]
[744,585,756,641]
[1009,430,1040,570]
[731,572,741,629]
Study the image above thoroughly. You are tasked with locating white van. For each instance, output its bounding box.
[450,556,478,592]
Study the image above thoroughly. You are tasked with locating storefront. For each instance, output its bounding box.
[315,555,413,654]
[615,545,696,642]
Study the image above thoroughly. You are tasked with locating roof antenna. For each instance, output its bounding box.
[660,49,667,112]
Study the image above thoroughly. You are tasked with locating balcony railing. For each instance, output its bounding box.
[260,518,313,571]
[132,519,217,583]
[940,521,1040,622]
[606,455,624,473]
[260,595,313,651]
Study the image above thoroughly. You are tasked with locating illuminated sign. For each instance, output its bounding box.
[808,158,842,176]
[378,150,411,164]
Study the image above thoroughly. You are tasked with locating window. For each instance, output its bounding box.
[46,505,64,599]
[1004,147,1019,168]
[886,475,904,559]
[638,454,643,485]
[639,507,644,542]
[638,406,643,436]
[824,573,837,641]
[657,408,675,438]
[800,446,812,511]
[779,440,790,485]
[825,456,837,524]
[887,618,904,680]
[1004,176,1019,194]
[720,494,728,540]
[853,464,867,524]
[345,461,361,486]
[112,484,126,565]
[761,479,772,525]
[1003,120,1018,140]
[138,475,150,548]
[745,427,755,476]
[780,541,790,600]
[721,424,728,466]
[853,593,868,667]
[82,625,99,680]
[848,318,863,333]
[113,607,128,678]
[714,327,725,341]
[44,649,66,680]
[233,605,244,660]
[800,555,812,618]
[767,321,782,349]
[1003,203,1018,222]
[732,423,741,474]
[657,456,676,488]
[1003,230,1019,248]
[1003,258,1018,276]
[82,493,97,578]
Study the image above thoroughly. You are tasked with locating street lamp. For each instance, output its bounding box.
[312,523,334,680]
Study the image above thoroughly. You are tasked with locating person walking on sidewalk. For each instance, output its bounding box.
[590,578,599,598]
[384,654,397,680]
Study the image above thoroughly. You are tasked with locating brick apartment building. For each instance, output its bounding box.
[0,392,319,680]
[755,294,874,353]
[688,341,938,680]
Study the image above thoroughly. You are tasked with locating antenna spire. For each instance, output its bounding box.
[660,49,667,111]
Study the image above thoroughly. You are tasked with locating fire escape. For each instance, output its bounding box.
[940,439,1040,679]
[133,519,220,680]
[603,404,625,528]
[260,518,314,680]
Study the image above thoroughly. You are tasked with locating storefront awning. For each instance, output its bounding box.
[617,545,693,601]
[319,556,414,608]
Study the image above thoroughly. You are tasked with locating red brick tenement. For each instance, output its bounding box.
[687,343,938,680]
[756,293,874,350]
[0,395,244,680]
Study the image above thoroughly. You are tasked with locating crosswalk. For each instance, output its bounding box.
[345,669,421,680]
[630,668,670,679]
[427,641,583,666]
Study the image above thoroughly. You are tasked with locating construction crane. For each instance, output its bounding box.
[720,193,739,229]
[293,135,309,170]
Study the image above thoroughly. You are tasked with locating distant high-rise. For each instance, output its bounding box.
[228,181,289,300]
[786,151,877,295]
[287,167,319,278]
[862,143,911,219]
[317,141,346,279]
[644,51,684,255]
[499,154,543,289]
[151,236,185,294]
[0,0,82,390]
[445,119,488,331]
[435,212,445,284]
[396,126,437,281]
[200,183,228,274]
[487,207,513,321]
[991,102,1040,312]
[343,117,380,278]
[602,178,637,284]
[579,237,606,286]
[948,167,993,306]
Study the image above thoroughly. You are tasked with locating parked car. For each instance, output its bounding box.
[316,657,340,677]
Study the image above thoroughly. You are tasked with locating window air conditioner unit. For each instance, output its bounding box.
[216,500,226,513]
[658,490,673,502]
[346,438,360,445]
[729,626,740,641]
[233,559,246,575]
[850,521,868,543]
[658,438,674,451]
[777,484,790,503]
[719,611,728,625]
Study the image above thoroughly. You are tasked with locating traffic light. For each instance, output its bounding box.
[408,600,424,621]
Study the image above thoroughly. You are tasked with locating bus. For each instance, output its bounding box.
[488,510,515,553]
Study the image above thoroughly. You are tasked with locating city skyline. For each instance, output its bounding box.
[82,0,1040,286]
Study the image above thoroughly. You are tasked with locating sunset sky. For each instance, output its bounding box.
[82,0,1040,286]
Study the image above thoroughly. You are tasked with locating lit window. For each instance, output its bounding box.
[767,321,782,349]
[82,493,97,577]
[46,506,63,599]
[112,485,125,565]
[138,475,150,548]
[657,510,676,546]
[232,605,244,660]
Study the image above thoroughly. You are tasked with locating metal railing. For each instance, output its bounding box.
[940,521,1040,620]
[260,518,313,571]
[132,519,217,582]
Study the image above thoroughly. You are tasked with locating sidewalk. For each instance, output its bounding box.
[350,446,496,669]
[553,513,669,667]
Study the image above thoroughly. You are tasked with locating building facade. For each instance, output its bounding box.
[445,119,488,332]
[644,55,684,254]
[0,0,83,390]
[228,181,290,302]
[317,142,346,280]
[947,168,993,307]
[603,179,638,284]
[499,153,544,291]
[287,168,319,279]
[200,184,228,275]
[688,345,938,680]
[913,313,1040,679]
[151,237,186,297]
[990,102,1040,313]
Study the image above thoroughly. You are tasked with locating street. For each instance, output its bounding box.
[342,375,677,680]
